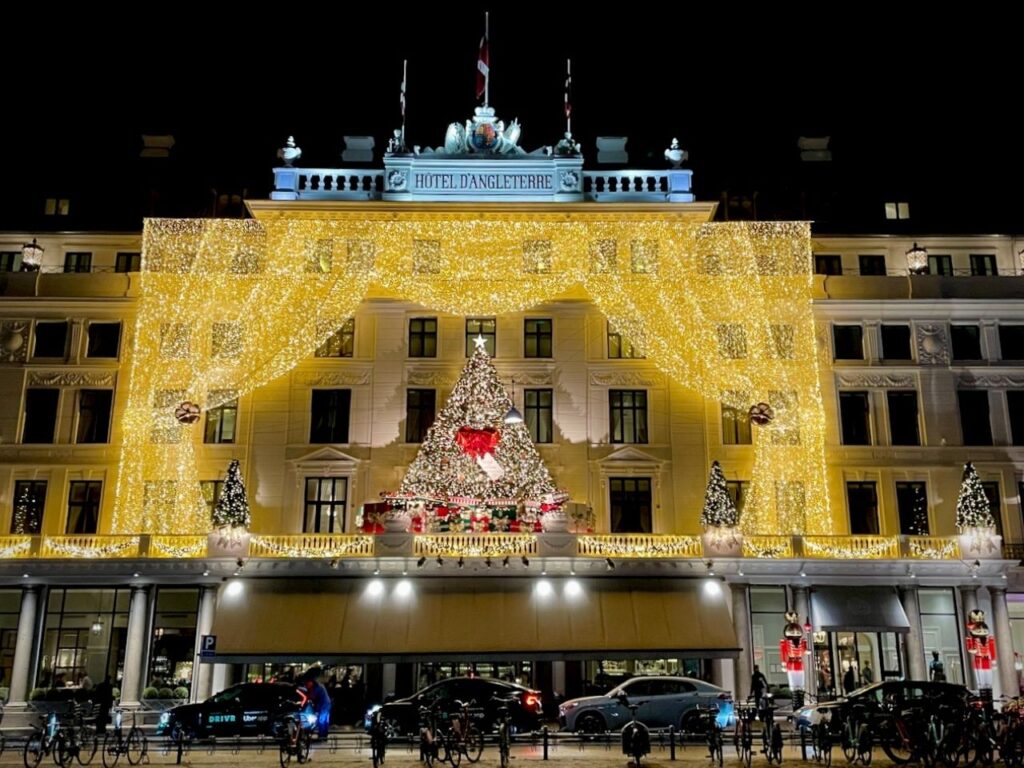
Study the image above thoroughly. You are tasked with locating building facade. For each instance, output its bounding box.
[1,138,1023,717]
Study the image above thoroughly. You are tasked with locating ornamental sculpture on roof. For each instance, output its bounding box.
[444,106,526,155]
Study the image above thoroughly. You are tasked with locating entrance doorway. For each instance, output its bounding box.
[814,631,903,697]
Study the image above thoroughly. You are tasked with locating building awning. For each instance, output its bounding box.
[208,577,739,663]
[810,587,910,633]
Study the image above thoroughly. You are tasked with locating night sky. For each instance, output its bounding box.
[3,10,1019,233]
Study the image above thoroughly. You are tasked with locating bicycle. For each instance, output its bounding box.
[734,702,757,768]
[369,705,388,768]
[840,705,871,765]
[102,709,147,768]
[56,702,99,768]
[278,707,313,768]
[24,711,61,768]
[617,696,650,768]
[491,695,518,768]
[694,706,723,767]
[446,700,483,764]
[760,695,784,765]
[812,711,834,767]
[419,705,452,768]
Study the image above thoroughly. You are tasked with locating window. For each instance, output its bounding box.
[204,399,238,444]
[970,254,997,276]
[1000,326,1024,360]
[86,323,121,358]
[609,477,652,533]
[847,481,879,535]
[919,589,965,686]
[67,481,102,534]
[896,481,928,535]
[304,477,347,533]
[726,480,749,516]
[607,323,643,359]
[722,403,752,445]
[115,252,141,273]
[76,390,112,444]
[22,389,59,444]
[465,318,496,357]
[814,255,842,275]
[11,480,47,534]
[310,389,351,443]
[33,321,68,358]
[609,390,648,444]
[859,255,887,276]
[833,325,864,360]
[981,482,1002,536]
[200,480,223,517]
[1008,391,1024,445]
[950,325,982,361]
[958,390,992,446]
[44,198,70,216]
[63,252,92,273]
[887,390,920,446]
[524,389,553,444]
[39,588,130,689]
[148,589,199,697]
[884,202,910,220]
[315,319,355,358]
[0,251,21,272]
[880,325,912,360]
[408,318,437,358]
[839,391,871,445]
[524,319,552,358]
[405,389,436,444]
[928,255,953,276]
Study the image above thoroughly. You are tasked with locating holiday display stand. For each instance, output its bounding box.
[700,461,743,557]
[956,462,1002,559]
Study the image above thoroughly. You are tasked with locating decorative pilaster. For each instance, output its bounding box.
[7,586,41,706]
[899,586,927,681]
[960,585,979,689]
[119,586,152,707]
[988,586,1019,697]
[191,585,218,702]
[792,586,813,698]
[731,584,752,701]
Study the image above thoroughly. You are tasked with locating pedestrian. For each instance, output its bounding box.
[861,664,873,684]
[930,651,947,682]
[93,676,114,733]
[750,665,768,706]
[305,672,332,739]
[843,664,856,695]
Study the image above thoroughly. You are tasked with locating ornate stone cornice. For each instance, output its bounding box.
[405,370,457,387]
[836,373,915,389]
[916,323,950,366]
[28,371,116,387]
[589,370,661,387]
[958,374,1024,388]
[303,371,371,386]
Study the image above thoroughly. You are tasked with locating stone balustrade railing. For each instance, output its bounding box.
[0,533,983,562]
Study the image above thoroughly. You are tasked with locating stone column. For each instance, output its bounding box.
[192,586,218,702]
[989,586,1019,697]
[899,586,927,681]
[118,586,152,707]
[7,586,40,706]
[960,586,979,688]
[792,586,814,699]
[731,584,752,701]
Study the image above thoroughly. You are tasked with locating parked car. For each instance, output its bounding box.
[157,683,311,741]
[792,680,969,730]
[372,677,543,736]
[559,675,733,733]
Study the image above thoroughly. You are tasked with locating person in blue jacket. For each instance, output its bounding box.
[304,671,332,738]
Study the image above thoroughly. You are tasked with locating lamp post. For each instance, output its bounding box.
[21,238,44,271]
[505,377,523,424]
[905,242,928,275]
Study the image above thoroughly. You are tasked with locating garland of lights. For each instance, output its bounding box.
[112,214,828,537]
[577,535,702,558]
[908,538,959,559]
[803,537,896,560]
[150,536,207,558]
[0,537,32,559]
[742,538,793,559]
[249,535,374,558]
[44,537,140,559]
[413,534,537,558]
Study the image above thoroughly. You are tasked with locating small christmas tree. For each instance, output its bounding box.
[910,484,929,536]
[700,461,740,529]
[956,462,995,532]
[12,484,40,534]
[212,459,251,531]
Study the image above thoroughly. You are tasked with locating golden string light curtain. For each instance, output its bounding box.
[113,210,829,535]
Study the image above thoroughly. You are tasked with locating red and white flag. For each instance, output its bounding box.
[400,59,407,119]
[564,59,572,121]
[476,15,490,103]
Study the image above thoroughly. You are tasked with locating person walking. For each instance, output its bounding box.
[93,676,114,733]
[843,664,856,695]
[305,672,332,739]
[929,651,947,682]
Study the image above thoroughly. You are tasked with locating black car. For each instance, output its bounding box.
[157,683,310,741]
[375,677,543,736]
[793,680,969,730]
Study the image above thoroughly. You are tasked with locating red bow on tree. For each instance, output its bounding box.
[455,426,501,458]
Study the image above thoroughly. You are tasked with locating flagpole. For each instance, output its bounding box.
[566,58,571,135]
[401,58,407,150]
[484,12,490,108]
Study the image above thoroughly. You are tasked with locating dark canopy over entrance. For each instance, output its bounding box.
[811,587,911,633]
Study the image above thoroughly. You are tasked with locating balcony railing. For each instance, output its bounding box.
[0,533,981,563]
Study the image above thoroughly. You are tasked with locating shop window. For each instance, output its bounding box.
[315,319,355,358]
[951,325,983,361]
[814,255,842,275]
[919,588,964,686]
[310,389,350,443]
[304,477,347,533]
[524,319,552,358]
[610,390,648,444]
[465,318,496,357]
[408,318,437,358]
[405,389,436,444]
[148,588,200,694]
[839,392,871,445]
[22,389,59,444]
[833,326,863,360]
[958,390,992,446]
[34,322,68,358]
[86,323,121,358]
[880,325,912,360]
[11,480,47,534]
[76,390,113,444]
[0,590,21,691]
[609,477,652,533]
[524,388,553,444]
[859,255,887,276]
[38,588,130,689]
[722,403,752,445]
[895,481,928,535]
[749,586,788,689]
[887,390,920,446]
[847,481,879,535]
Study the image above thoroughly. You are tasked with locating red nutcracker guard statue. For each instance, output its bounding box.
[780,610,808,708]
[966,609,997,693]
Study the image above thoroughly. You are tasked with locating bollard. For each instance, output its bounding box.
[176,738,184,765]
[543,726,549,760]
[669,725,676,760]
[800,727,807,762]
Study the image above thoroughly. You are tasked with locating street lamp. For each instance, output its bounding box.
[505,377,524,424]
[905,242,928,275]
[21,238,44,271]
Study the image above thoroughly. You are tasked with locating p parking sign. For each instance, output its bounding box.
[199,634,217,659]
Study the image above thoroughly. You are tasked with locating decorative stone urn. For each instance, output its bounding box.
[958,526,1003,559]
[702,526,744,557]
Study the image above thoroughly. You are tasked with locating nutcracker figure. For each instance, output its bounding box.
[780,610,808,707]
[966,609,997,691]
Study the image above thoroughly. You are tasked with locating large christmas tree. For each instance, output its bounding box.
[956,461,995,531]
[700,461,740,529]
[395,337,562,529]
[212,459,251,531]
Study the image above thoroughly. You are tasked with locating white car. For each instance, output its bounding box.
[559,676,733,733]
